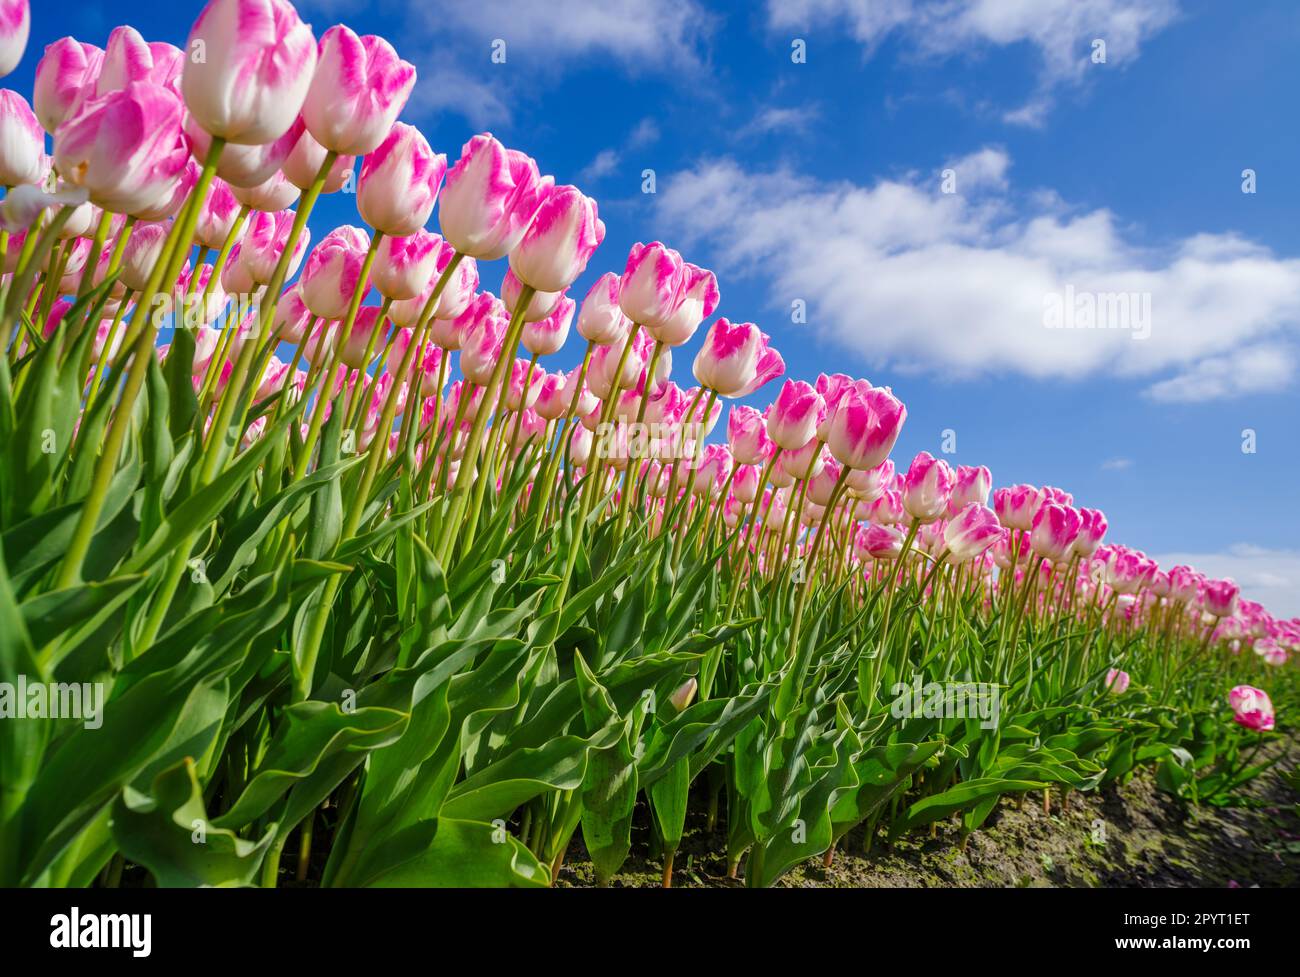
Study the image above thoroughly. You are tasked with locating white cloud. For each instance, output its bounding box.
[1101,457,1133,470]
[406,63,514,129]
[1150,545,1300,619]
[1144,344,1296,403]
[943,146,1010,192]
[739,106,822,138]
[578,118,662,184]
[423,0,713,70]
[579,149,622,183]
[654,152,1300,393]
[767,0,1180,120]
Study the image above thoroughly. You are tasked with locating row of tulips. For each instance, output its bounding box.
[0,0,1293,888]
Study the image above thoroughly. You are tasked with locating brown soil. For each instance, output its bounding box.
[555,741,1300,889]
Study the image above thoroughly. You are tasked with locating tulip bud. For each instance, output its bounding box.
[374,229,440,302]
[993,484,1044,531]
[53,82,190,216]
[0,90,45,187]
[669,678,698,713]
[183,0,318,145]
[230,171,300,212]
[238,208,309,285]
[508,184,604,293]
[826,383,906,472]
[194,177,244,250]
[1104,669,1130,694]
[459,303,510,385]
[0,0,28,79]
[33,38,103,134]
[577,271,632,346]
[765,379,824,452]
[1228,685,1274,732]
[693,318,785,397]
[1028,503,1082,563]
[282,128,356,193]
[948,465,992,516]
[337,305,388,370]
[501,267,563,323]
[1204,578,1240,618]
[302,27,416,157]
[439,133,554,261]
[645,262,718,346]
[97,28,182,97]
[902,451,955,524]
[358,123,447,237]
[943,503,1003,563]
[727,405,774,465]
[522,295,575,357]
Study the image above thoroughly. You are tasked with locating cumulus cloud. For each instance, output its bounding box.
[767,0,1180,123]
[655,150,1300,394]
[1151,545,1300,618]
[579,118,662,184]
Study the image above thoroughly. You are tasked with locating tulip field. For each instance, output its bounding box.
[0,0,1296,891]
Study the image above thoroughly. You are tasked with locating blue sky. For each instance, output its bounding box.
[12,0,1300,615]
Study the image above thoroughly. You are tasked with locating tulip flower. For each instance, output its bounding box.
[862,523,905,559]
[780,436,827,480]
[33,38,103,134]
[338,305,388,370]
[646,262,718,346]
[534,372,567,421]
[96,28,182,97]
[438,133,554,261]
[577,271,633,346]
[944,503,1004,562]
[509,185,604,293]
[185,113,304,189]
[1072,507,1108,558]
[230,171,300,212]
[0,0,28,79]
[1228,685,1274,732]
[727,405,774,465]
[300,225,372,321]
[522,295,575,357]
[732,463,762,503]
[902,452,955,524]
[765,379,824,452]
[501,267,564,323]
[827,383,907,472]
[1029,503,1082,563]
[993,484,1043,531]
[119,220,170,292]
[238,208,309,285]
[53,82,190,216]
[193,177,245,250]
[505,358,543,411]
[947,465,992,515]
[357,123,447,237]
[0,90,44,187]
[182,0,318,146]
[302,27,416,157]
[282,129,355,193]
[1204,579,1240,618]
[1105,669,1130,694]
[693,318,785,398]
[374,230,440,302]
[669,678,698,713]
[459,304,510,385]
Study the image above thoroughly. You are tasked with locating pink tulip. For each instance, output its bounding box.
[53,82,190,216]
[947,465,992,516]
[902,451,955,524]
[357,123,446,237]
[0,0,28,79]
[505,358,543,411]
[1167,565,1202,603]
[302,27,415,157]
[1072,507,1107,558]
[993,484,1043,531]
[119,220,170,291]
[1029,503,1082,563]
[1105,669,1130,694]
[1254,639,1288,667]
[780,437,828,480]
[807,459,844,505]
[221,242,257,295]
[944,503,1003,562]
[576,272,632,346]
[458,300,510,385]
[509,184,604,293]
[238,208,309,285]
[272,284,312,342]
[862,523,905,559]
[501,267,564,323]
[338,305,388,369]
[33,38,104,134]
[388,330,443,396]
[438,134,554,262]
[561,367,599,418]
[827,383,907,472]
[230,170,300,212]
[814,374,858,441]
[185,113,304,189]
[374,230,440,302]
[733,463,762,503]
[1104,547,1154,595]
[618,241,684,328]
[300,225,372,320]
[846,458,894,502]
[765,379,824,452]
[692,444,733,496]
[0,89,44,187]
[727,405,774,465]
[1204,578,1240,618]
[193,177,244,250]
[647,262,718,346]
[96,28,182,97]
[522,295,575,357]
[693,318,785,398]
[282,128,355,193]
[183,0,318,146]
[1228,685,1274,732]
[534,371,567,421]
